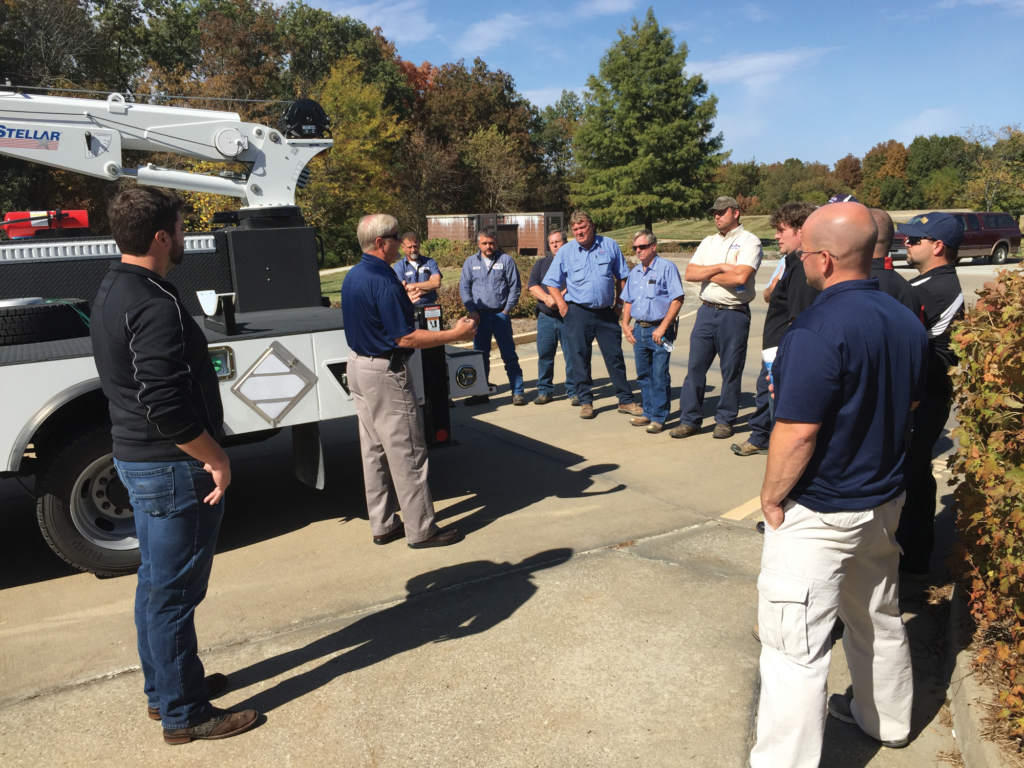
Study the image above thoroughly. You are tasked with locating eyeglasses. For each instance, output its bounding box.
[905,237,935,246]
[633,243,654,252]
[379,233,399,242]
[800,250,839,261]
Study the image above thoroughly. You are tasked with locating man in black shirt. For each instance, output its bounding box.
[869,208,922,319]
[732,203,817,456]
[91,187,257,744]
[528,229,576,405]
[897,212,965,579]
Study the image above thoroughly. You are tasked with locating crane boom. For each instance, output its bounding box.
[0,91,332,208]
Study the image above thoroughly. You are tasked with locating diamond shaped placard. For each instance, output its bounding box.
[230,341,317,427]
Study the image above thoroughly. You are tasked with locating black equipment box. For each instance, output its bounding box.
[215,226,322,313]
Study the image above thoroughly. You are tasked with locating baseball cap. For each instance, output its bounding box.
[707,196,739,214]
[897,212,964,250]
[827,193,859,204]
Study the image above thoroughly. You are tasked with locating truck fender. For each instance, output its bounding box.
[8,378,102,473]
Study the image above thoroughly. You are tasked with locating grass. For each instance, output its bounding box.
[320,269,348,305]
[600,216,777,248]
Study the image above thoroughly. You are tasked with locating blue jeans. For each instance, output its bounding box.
[747,359,773,448]
[536,313,575,398]
[114,458,224,729]
[678,303,750,428]
[563,304,635,406]
[474,311,524,394]
[633,324,673,424]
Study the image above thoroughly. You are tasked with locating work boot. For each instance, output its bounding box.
[569,397,580,407]
[731,441,768,456]
[630,417,651,427]
[534,394,553,405]
[669,424,699,439]
[579,404,595,420]
[618,402,644,416]
[512,394,526,406]
[163,708,258,745]
[712,423,734,439]
[646,423,665,434]
[827,694,909,748]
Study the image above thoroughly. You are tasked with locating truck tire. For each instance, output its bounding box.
[36,426,140,577]
[0,299,90,347]
[990,243,1009,265]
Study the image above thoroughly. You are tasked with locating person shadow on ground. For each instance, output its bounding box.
[224,548,573,715]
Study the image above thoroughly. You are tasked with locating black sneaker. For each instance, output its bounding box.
[827,694,909,748]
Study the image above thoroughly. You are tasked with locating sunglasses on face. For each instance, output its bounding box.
[633,243,654,252]
[905,237,935,246]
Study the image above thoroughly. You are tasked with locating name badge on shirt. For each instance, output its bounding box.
[404,270,415,276]
[419,267,430,273]
[472,265,481,270]
[493,263,504,270]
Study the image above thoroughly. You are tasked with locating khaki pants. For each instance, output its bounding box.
[347,352,436,544]
[750,496,913,768]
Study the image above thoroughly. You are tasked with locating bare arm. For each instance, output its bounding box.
[176,431,230,505]
[547,285,569,317]
[710,264,756,289]
[760,419,821,529]
[653,297,684,345]
[418,274,442,292]
[396,317,477,349]
[685,262,726,282]
[763,272,782,303]
[529,284,556,308]
[621,302,636,345]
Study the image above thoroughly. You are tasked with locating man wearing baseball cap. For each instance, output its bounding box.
[672,196,763,439]
[897,212,965,581]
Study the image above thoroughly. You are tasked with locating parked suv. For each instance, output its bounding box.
[891,212,1021,265]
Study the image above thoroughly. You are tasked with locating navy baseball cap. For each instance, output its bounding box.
[897,212,964,250]
[827,193,860,204]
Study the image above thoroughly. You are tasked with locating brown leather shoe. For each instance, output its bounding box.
[408,527,463,548]
[669,424,699,439]
[731,440,768,456]
[646,422,665,434]
[373,523,405,545]
[148,673,229,721]
[534,394,553,405]
[630,416,651,427]
[618,402,644,416]
[163,708,258,745]
[579,404,595,419]
[713,423,734,439]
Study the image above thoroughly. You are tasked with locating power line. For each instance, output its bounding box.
[2,83,295,105]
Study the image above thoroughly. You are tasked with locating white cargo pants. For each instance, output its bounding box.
[749,496,913,768]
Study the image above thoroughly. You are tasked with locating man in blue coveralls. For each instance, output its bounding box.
[543,211,643,420]
[620,230,685,433]
[459,227,525,406]
[393,232,441,306]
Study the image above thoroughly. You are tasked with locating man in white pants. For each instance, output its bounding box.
[750,202,929,767]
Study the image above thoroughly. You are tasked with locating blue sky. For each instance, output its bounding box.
[317,0,1024,166]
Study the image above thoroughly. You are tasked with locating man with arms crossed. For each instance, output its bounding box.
[897,212,965,579]
[393,232,442,307]
[672,196,763,439]
[343,214,477,547]
[620,230,684,433]
[543,211,642,420]
[92,187,256,744]
[751,202,928,767]
[528,229,576,405]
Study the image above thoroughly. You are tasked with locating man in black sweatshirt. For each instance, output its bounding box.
[91,187,256,745]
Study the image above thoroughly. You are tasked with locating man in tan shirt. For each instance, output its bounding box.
[671,196,763,439]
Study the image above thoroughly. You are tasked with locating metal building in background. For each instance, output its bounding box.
[426,212,564,256]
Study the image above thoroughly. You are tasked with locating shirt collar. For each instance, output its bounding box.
[640,255,660,273]
[361,253,393,272]
[717,224,745,240]
[110,261,165,282]
[818,278,880,300]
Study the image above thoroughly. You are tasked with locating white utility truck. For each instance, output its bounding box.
[0,91,492,577]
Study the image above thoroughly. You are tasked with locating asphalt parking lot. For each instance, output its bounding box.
[0,257,1012,767]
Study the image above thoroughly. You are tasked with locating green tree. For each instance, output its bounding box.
[859,140,911,209]
[142,0,215,73]
[462,125,529,213]
[904,134,968,208]
[571,8,724,230]
[960,125,1024,212]
[535,90,583,212]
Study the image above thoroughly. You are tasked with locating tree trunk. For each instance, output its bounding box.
[644,212,653,231]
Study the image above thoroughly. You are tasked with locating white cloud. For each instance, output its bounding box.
[892,108,961,142]
[521,86,583,108]
[689,48,832,89]
[328,0,438,44]
[938,0,1024,12]
[452,13,532,57]
[743,3,772,21]
[572,0,637,17]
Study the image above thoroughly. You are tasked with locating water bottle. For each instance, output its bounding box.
[661,339,674,352]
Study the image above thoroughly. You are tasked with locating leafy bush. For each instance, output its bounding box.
[948,269,1024,737]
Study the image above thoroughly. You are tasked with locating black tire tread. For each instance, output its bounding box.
[0,299,90,347]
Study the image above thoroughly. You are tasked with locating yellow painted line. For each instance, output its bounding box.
[721,496,762,520]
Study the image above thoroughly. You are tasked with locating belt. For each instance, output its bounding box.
[359,350,411,361]
[567,301,613,311]
[702,300,749,311]
[636,319,664,328]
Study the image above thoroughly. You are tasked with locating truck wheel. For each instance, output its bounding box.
[0,299,90,347]
[990,244,1009,265]
[36,426,140,577]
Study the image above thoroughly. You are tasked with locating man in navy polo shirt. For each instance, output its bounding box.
[749,203,928,767]
[459,227,525,406]
[898,212,965,579]
[342,214,476,548]
[620,229,684,433]
[543,210,642,420]
[393,232,442,306]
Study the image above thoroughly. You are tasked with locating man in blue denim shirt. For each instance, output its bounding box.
[620,230,685,433]
[91,187,256,745]
[392,232,442,306]
[459,228,525,406]
[543,211,642,420]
